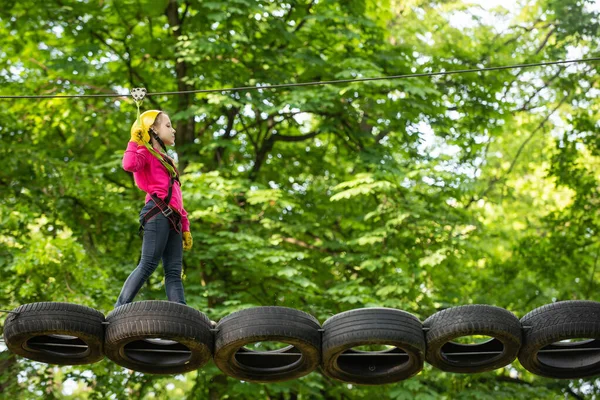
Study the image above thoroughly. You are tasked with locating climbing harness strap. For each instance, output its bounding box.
[137,146,181,237]
[138,176,182,236]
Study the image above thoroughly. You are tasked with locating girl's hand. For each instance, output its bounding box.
[130,126,149,145]
[183,231,193,251]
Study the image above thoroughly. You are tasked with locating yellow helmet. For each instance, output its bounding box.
[130,110,161,143]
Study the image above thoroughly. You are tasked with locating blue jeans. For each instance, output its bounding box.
[115,201,186,308]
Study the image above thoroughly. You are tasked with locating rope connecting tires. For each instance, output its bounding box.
[2,301,599,383]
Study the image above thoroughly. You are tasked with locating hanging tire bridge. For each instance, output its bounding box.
[2,301,599,383]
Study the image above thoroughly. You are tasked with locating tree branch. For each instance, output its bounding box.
[535,26,557,55]
[90,31,162,109]
[566,387,585,400]
[273,130,320,142]
[214,107,240,166]
[249,130,322,180]
[467,94,568,207]
[180,1,190,28]
[293,0,316,33]
[237,112,304,135]
[28,58,126,97]
[500,20,552,48]
[517,66,565,112]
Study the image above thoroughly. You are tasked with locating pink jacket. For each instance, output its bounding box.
[122,141,190,232]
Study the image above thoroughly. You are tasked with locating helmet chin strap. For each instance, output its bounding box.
[149,128,168,154]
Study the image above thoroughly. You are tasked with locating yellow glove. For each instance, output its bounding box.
[130,126,144,145]
[130,110,159,144]
[183,231,193,251]
[130,125,150,145]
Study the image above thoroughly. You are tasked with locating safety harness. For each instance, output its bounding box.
[138,154,182,237]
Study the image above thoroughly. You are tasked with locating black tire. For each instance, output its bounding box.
[2,302,105,365]
[214,306,321,383]
[518,300,600,379]
[104,301,213,374]
[424,305,521,373]
[322,308,425,385]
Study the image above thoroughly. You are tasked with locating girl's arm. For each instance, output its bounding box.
[181,207,190,232]
[122,142,149,172]
[181,208,192,250]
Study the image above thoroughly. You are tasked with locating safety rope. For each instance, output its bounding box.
[0,58,597,100]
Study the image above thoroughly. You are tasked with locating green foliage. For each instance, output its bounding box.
[0,0,599,398]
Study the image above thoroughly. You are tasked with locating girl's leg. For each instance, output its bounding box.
[161,229,186,304]
[114,214,170,308]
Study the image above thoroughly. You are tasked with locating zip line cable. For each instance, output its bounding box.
[0,57,598,100]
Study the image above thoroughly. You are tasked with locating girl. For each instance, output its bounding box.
[115,110,193,308]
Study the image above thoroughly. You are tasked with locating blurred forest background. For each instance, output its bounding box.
[0,0,599,398]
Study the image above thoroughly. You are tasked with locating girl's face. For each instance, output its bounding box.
[152,114,176,146]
